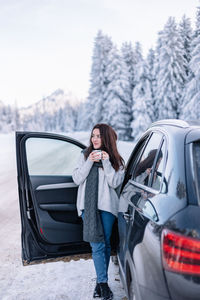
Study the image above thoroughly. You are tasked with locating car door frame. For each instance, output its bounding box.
[118,129,168,299]
[16,131,92,265]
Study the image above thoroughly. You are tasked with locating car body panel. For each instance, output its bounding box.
[118,121,200,300]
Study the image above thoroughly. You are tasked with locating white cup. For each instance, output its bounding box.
[92,150,102,160]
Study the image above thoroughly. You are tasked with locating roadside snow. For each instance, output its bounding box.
[1,257,125,300]
[0,132,133,300]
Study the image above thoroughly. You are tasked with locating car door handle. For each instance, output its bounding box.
[39,203,76,211]
[36,182,77,190]
[123,213,133,222]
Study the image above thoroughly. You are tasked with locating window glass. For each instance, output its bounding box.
[133,132,163,186]
[121,135,149,194]
[193,142,200,202]
[151,140,166,190]
[26,137,83,176]
[127,139,148,179]
[137,199,158,222]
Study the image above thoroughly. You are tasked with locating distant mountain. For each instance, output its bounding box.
[17,89,85,132]
[20,89,82,118]
[0,89,86,133]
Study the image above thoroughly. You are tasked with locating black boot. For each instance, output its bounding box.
[93,283,101,298]
[99,283,113,300]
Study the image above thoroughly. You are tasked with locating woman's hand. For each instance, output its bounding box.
[89,151,101,162]
[146,168,151,175]
[101,151,109,160]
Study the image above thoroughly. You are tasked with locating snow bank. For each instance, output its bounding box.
[0,257,126,300]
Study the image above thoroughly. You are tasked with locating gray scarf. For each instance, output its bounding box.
[83,161,104,243]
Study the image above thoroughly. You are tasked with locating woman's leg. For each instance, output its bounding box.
[90,241,107,283]
[100,211,116,272]
[83,210,114,299]
[89,211,115,283]
[82,211,107,283]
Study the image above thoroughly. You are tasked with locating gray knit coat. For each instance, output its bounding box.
[72,152,125,217]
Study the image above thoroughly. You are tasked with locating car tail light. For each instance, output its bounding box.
[162,229,200,275]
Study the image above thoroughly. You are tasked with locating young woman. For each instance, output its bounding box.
[72,123,125,300]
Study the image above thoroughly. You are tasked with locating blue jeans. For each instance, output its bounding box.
[82,210,115,283]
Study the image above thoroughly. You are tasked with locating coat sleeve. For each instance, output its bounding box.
[102,158,125,189]
[72,152,93,185]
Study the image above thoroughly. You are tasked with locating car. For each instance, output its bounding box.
[117,119,200,300]
[15,119,200,300]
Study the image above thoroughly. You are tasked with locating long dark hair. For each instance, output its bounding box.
[84,123,125,171]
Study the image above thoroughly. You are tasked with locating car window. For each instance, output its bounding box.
[151,139,166,191]
[25,137,83,176]
[133,132,163,187]
[124,136,149,185]
[193,141,200,203]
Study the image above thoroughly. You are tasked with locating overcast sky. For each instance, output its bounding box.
[0,0,199,107]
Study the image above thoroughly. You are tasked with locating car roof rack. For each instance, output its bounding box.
[151,119,190,128]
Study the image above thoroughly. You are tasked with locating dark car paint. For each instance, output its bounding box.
[117,122,200,300]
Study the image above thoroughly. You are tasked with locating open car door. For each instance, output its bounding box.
[16,132,91,265]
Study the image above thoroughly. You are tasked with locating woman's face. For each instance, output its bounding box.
[91,128,102,149]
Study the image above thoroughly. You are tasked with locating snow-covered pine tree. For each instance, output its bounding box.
[102,45,132,140]
[134,42,143,65]
[12,101,20,130]
[64,104,78,132]
[121,41,138,133]
[85,31,113,129]
[179,15,193,72]
[131,61,151,141]
[57,108,65,132]
[155,17,187,119]
[152,33,163,121]
[130,42,149,140]
[131,46,156,140]
[75,101,89,131]
[121,42,137,91]
[145,48,157,123]
[0,101,12,132]
[0,101,4,131]
[182,7,200,120]
[178,15,194,118]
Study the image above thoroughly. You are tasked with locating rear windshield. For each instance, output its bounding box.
[193,142,200,201]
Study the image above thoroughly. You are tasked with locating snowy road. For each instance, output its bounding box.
[0,132,133,300]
